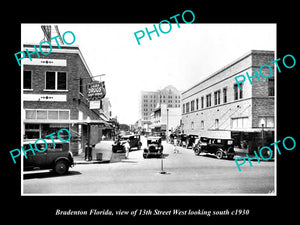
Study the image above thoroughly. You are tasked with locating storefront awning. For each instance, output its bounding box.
[228,128,275,132]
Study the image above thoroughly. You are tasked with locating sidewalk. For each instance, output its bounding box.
[234,147,274,161]
[73,140,114,164]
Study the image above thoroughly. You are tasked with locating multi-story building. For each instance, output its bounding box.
[150,104,181,136]
[181,50,275,153]
[139,85,181,122]
[22,44,108,155]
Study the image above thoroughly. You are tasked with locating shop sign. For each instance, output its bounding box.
[87,81,106,100]
[89,100,101,109]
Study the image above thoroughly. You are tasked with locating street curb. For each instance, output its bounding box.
[74,160,110,165]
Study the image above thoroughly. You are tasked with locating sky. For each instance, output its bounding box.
[21,23,276,124]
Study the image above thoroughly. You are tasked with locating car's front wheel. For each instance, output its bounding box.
[54,160,69,175]
[194,148,201,156]
[143,153,148,158]
[216,150,223,159]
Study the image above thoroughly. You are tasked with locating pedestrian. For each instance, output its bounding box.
[124,140,130,159]
[173,137,179,154]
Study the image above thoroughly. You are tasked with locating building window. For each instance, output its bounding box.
[234,84,238,100]
[45,71,67,90]
[215,119,219,129]
[186,102,190,113]
[200,120,204,130]
[214,90,221,105]
[234,83,243,100]
[231,117,249,129]
[196,98,199,110]
[183,104,185,114]
[201,96,204,109]
[191,121,194,130]
[223,87,227,103]
[25,109,70,120]
[206,94,211,107]
[37,110,47,119]
[239,83,243,99]
[258,116,274,128]
[24,71,32,90]
[79,78,83,94]
[46,72,55,89]
[268,77,274,96]
[191,100,195,111]
[24,124,40,139]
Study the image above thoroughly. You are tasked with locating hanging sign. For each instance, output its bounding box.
[87,81,106,100]
[89,100,101,109]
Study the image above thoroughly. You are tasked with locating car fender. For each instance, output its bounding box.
[54,157,71,166]
[217,148,225,154]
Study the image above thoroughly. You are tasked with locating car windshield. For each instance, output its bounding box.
[147,138,161,144]
[200,137,208,142]
[227,140,234,145]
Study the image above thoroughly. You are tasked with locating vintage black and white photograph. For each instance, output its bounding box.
[20,23,276,195]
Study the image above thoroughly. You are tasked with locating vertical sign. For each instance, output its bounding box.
[87,81,106,109]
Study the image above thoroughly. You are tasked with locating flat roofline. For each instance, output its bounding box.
[23,44,94,80]
[182,50,274,95]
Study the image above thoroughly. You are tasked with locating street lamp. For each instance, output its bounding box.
[259,118,266,147]
[166,108,169,141]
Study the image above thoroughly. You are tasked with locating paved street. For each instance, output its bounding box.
[23,141,275,195]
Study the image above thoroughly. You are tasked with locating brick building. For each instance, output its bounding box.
[22,44,108,155]
[181,50,275,153]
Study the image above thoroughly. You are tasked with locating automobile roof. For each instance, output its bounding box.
[147,136,161,139]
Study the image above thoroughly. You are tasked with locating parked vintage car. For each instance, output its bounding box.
[193,137,235,159]
[23,139,74,175]
[143,136,163,158]
[186,134,199,148]
[119,134,142,151]
[112,140,126,153]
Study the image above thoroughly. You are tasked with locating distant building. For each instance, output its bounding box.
[150,104,181,136]
[139,85,181,122]
[181,50,275,153]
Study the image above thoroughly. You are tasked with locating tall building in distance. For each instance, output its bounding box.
[139,85,181,123]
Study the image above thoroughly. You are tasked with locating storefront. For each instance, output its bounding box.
[22,44,107,155]
[231,129,275,154]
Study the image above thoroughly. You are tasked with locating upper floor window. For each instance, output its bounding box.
[206,94,211,107]
[191,100,195,112]
[268,77,274,96]
[45,71,67,90]
[234,83,243,100]
[186,102,190,113]
[24,71,32,90]
[214,90,221,105]
[223,87,227,103]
